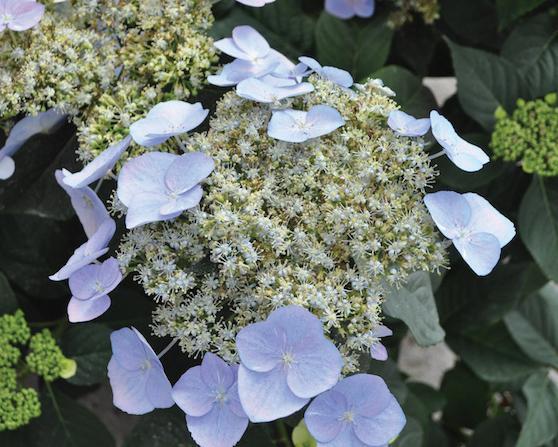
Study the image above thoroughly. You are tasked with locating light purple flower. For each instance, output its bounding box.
[117,151,214,229]
[236,305,343,422]
[298,57,353,88]
[55,170,110,238]
[388,110,431,137]
[49,218,116,281]
[305,374,406,447]
[0,109,65,180]
[62,136,132,188]
[430,111,490,172]
[236,78,314,103]
[0,0,45,32]
[268,105,345,143]
[130,101,208,147]
[108,327,174,415]
[325,0,375,19]
[424,191,515,276]
[235,0,275,6]
[173,353,249,447]
[369,325,392,361]
[67,257,122,323]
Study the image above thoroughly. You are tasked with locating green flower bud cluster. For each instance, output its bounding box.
[491,94,558,176]
[119,77,447,372]
[0,311,38,432]
[389,0,440,27]
[75,0,218,162]
[26,329,75,382]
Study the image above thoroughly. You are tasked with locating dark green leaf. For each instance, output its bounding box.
[519,176,558,282]
[315,12,393,81]
[211,0,315,60]
[496,0,548,28]
[61,323,113,386]
[238,425,274,446]
[467,415,519,447]
[516,370,558,447]
[123,407,193,447]
[392,417,423,447]
[0,270,18,313]
[447,323,540,383]
[366,359,409,403]
[373,66,437,117]
[441,362,490,429]
[447,39,524,131]
[384,271,445,347]
[407,382,446,414]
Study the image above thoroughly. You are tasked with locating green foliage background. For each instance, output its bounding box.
[2,0,558,446]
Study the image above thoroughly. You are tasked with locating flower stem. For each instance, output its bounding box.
[428,150,446,160]
[157,337,179,359]
[270,420,293,447]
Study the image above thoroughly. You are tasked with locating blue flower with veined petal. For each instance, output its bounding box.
[236,305,343,423]
[298,57,353,89]
[173,353,249,447]
[388,110,431,137]
[424,191,515,276]
[369,325,392,361]
[67,257,123,323]
[236,78,314,103]
[108,327,174,415]
[305,374,406,447]
[325,0,375,20]
[268,105,345,143]
[130,101,208,147]
[117,151,214,229]
[0,0,45,32]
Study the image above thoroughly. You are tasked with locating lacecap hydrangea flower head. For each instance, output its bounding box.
[119,55,448,372]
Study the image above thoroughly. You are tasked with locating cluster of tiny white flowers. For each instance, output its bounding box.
[117,77,447,372]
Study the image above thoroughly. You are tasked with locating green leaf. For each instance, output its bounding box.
[373,65,437,117]
[504,283,558,369]
[383,271,445,347]
[467,415,519,447]
[237,425,274,446]
[496,0,548,28]
[61,323,113,386]
[519,176,558,282]
[501,12,558,99]
[315,12,393,81]
[447,323,540,383]
[407,383,446,414]
[441,362,490,429]
[516,370,558,447]
[392,417,423,447]
[211,0,315,60]
[0,270,17,314]
[292,420,317,447]
[447,39,524,131]
[123,407,193,447]
[33,387,115,447]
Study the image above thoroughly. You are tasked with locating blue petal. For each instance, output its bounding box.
[321,66,354,88]
[0,156,15,180]
[353,396,406,446]
[319,426,369,447]
[63,136,132,188]
[67,294,111,323]
[334,374,393,418]
[388,110,431,137]
[325,0,357,19]
[232,25,270,60]
[236,320,284,373]
[145,365,174,409]
[69,257,122,301]
[108,358,153,415]
[305,105,345,139]
[158,185,203,217]
[201,353,234,391]
[186,404,249,447]
[453,232,501,276]
[110,327,150,371]
[164,152,214,195]
[236,78,314,103]
[237,364,308,422]
[267,109,309,143]
[304,390,347,443]
[370,342,388,361]
[423,191,472,240]
[463,193,515,247]
[56,170,110,238]
[173,365,214,417]
[354,0,375,18]
[267,305,325,343]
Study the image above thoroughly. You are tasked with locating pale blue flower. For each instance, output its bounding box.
[430,111,490,172]
[55,170,110,238]
[388,110,431,137]
[208,59,279,87]
[215,25,271,62]
[298,57,353,88]
[236,305,343,422]
[325,0,375,19]
[67,257,122,323]
[173,353,249,447]
[130,101,208,147]
[424,191,515,276]
[369,325,392,361]
[49,218,116,281]
[0,109,65,180]
[108,327,174,415]
[117,151,214,229]
[236,77,314,103]
[62,135,132,188]
[305,374,406,447]
[268,105,345,143]
[235,0,275,6]
[0,0,45,32]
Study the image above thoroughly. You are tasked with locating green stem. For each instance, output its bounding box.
[270,420,293,447]
[46,382,72,442]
